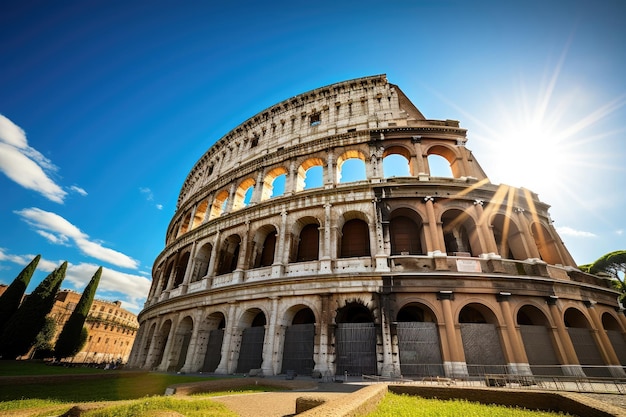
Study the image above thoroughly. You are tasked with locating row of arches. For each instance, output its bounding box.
[171,143,465,242]
[132,298,626,378]
[153,204,566,297]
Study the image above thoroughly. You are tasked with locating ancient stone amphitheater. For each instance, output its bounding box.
[128,75,625,379]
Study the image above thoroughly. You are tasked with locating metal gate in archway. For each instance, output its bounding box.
[236,327,265,373]
[281,323,315,375]
[397,322,444,377]
[202,329,224,372]
[335,322,377,376]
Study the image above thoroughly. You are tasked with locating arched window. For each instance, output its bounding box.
[296,224,319,262]
[261,167,288,200]
[209,190,229,220]
[340,219,370,258]
[259,233,276,267]
[217,235,241,275]
[233,178,255,211]
[337,151,366,183]
[383,146,412,177]
[297,158,324,191]
[191,200,208,229]
[390,215,423,255]
[427,154,453,177]
[173,252,190,287]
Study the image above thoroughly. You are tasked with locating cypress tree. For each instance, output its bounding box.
[55,266,101,359]
[0,261,67,359]
[0,255,41,334]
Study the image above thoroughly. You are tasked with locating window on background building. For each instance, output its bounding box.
[310,113,321,126]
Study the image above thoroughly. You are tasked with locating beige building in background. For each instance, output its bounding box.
[49,290,139,364]
[128,75,626,379]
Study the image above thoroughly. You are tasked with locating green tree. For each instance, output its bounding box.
[32,316,57,359]
[583,250,626,303]
[0,261,67,359]
[55,266,101,359]
[0,255,41,334]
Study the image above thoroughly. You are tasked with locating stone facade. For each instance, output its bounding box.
[128,75,626,378]
[49,290,138,364]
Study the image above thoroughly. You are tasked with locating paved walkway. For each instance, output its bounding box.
[210,381,361,417]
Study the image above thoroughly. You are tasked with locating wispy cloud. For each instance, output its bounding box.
[615,229,624,236]
[0,114,67,203]
[15,207,139,269]
[140,187,163,210]
[70,185,88,196]
[556,226,597,238]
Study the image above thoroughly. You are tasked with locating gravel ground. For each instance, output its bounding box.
[580,393,626,410]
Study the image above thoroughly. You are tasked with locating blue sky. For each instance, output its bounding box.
[1,0,624,313]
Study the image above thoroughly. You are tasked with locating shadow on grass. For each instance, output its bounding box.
[0,361,213,402]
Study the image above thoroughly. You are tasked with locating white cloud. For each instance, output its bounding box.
[556,226,597,238]
[156,204,163,210]
[0,252,149,314]
[615,229,624,236]
[0,114,67,203]
[15,207,139,269]
[140,187,163,210]
[70,185,88,196]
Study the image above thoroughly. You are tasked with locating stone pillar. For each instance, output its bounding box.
[165,252,181,291]
[313,295,333,376]
[180,310,204,373]
[585,302,625,377]
[373,199,389,272]
[515,209,540,259]
[215,302,237,374]
[233,221,250,283]
[424,197,443,253]
[157,317,179,372]
[411,136,426,175]
[325,149,336,188]
[547,298,584,376]
[206,233,221,287]
[251,169,265,204]
[261,297,280,376]
[272,210,288,277]
[379,292,400,377]
[437,291,467,377]
[474,200,498,255]
[180,241,198,292]
[286,160,297,195]
[225,182,236,213]
[496,293,531,375]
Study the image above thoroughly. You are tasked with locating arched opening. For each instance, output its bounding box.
[390,210,424,255]
[140,322,157,368]
[602,312,626,365]
[335,302,376,376]
[151,320,172,370]
[233,178,255,211]
[517,305,562,375]
[202,312,226,372]
[426,145,458,177]
[459,304,507,375]
[236,310,266,373]
[340,218,370,258]
[252,226,277,268]
[530,223,564,265]
[261,167,288,201]
[191,243,212,282]
[177,212,192,237]
[172,316,193,372]
[281,306,316,375]
[492,214,528,260]
[564,307,608,376]
[297,158,324,191]
[337,151,366,183]
[442,209,480,256]
[217,235,241,275]
[396,303,443,377]
[191,200,209,229]
[209,190,229,220]
[161,261,175,292]
[173,251,190,287]
[383,147,412,177]
[295,222,319,262]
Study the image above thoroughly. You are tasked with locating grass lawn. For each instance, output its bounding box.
[366,392,572,417]
[0,361,212,402]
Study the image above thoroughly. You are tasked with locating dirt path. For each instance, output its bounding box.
[211,391,348,417]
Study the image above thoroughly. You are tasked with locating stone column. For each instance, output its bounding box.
[547,298,584,376]
[474,200,498,255]
[379,293,400,377]
[320,202,334,272]
[424,197,443,253]
[272,210,288,277]
[496,293,531,375]
[313,295,332,376]
[411,136,426,175]
[261,297,280,376]
[233,221,250,283]
[157,317,179,372]
[286,160,297,195]
[373,199,389,272]
[325,149,336,188]
[215,302,237,374]
[225,182,236,213]
[205,233,221,288]
[180,241,198,292]
[437,291,467,377]
[180,310,204,373]
[515,208,540,259]
[251,169,265,204]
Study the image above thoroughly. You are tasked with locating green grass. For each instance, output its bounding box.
[0,360,107,376]
[81,396,238,417]
[0,361,214,402]
[365,393,572,417]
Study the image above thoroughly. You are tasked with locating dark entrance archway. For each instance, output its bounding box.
[459,304,507,375]
[236,310,266,373]
[396,303,443,377]
[517,305,562,375]
[202,312,225,372]
[334,302,377,376]
[281,307,315,375]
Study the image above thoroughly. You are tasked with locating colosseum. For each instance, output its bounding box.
[128,74,626,379]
